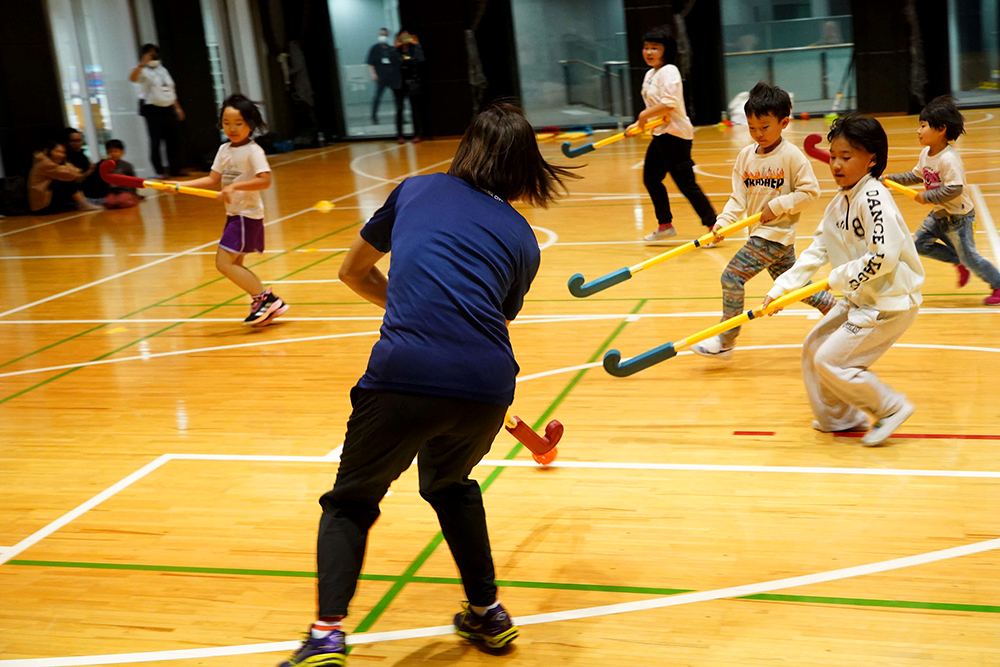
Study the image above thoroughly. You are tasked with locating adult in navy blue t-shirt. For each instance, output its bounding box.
[285,103,577,663]
[357,172,540,406]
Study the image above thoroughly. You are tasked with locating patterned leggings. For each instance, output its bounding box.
[719,236,837,347]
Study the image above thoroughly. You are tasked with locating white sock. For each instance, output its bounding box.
[310,618,342,639]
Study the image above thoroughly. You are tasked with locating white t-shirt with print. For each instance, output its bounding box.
[907,145,974,217]
[137,64,177,106]
[211,141,271,219]
[640,64,694,140]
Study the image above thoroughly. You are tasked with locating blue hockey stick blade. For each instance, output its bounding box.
[567,267,632,298]
[603,341,678,377]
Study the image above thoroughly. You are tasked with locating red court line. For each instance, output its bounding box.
[732,431,1000,440]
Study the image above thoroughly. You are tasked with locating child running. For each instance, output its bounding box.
[278,102,577,667]
[634,25,717,242]
[693,82,836,358]
[174,94,288,325]
[882,95,1000,305]
[763,115,925,446]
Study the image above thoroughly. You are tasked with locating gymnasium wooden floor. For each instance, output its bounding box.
[2,113,999,666]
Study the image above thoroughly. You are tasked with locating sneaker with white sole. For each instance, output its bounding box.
[812,419,869,433]
[861,401,914,446]
[692,335,733,359]
[643,224,677,242]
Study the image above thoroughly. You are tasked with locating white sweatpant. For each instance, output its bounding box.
[802,299,918,431]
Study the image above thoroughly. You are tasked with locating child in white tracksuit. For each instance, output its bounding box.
[764,116,925,446]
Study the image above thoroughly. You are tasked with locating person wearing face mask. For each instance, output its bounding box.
[366,28,403,137]
[396,29,426,143]
[130,43,185,178]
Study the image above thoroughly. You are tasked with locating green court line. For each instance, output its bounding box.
[0,226,362,406]
[348,298,647,640]
[0,222,362,372]
[8,560,997,615]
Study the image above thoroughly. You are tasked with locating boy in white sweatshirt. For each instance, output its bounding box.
[763,115,925,446]
[694,82,836,358]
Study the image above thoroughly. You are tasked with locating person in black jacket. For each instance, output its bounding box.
[397,29,426,142]
[366,28,403,139]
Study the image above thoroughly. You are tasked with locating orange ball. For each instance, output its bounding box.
[800,112,811,120]
[532,447,558,466]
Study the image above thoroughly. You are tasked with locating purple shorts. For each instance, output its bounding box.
[219,215,265,255]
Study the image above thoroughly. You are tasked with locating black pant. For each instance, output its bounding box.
[403,84,424,138]
[643,133,716,227]
[317,387,507,617]
[144,105,180,176]
[34,178,80,214]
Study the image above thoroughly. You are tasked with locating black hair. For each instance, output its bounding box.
[140,43,159,57]
[641,26,678,66]
[62,127,82,144]
[744,81,792,119]
[219,93,267,133]
[448,101,580,207]
[827,114,889,178]
[106,139,124,152]
[42,138,66,154]
[919,95,965,141]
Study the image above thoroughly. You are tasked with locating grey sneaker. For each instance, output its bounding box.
[861,401,915,446]
[643,224,677,242]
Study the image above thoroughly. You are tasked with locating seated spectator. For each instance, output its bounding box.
[91,140,140,208]
[64,127,96,182]
[28,140,100,213]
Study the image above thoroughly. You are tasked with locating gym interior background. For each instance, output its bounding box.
[0,0,997,179]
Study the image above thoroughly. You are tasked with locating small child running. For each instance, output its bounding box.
[694,82,835,358]
[173,94,288,325]
[882,95,1000,305]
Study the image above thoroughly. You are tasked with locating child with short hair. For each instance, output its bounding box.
[173,94,288,325]
[693,82,835,358]
[278,102,577,667]
[634,25,717,242]
[95,140,140,209]
[882,95,1000,305]
[763,115,925,446]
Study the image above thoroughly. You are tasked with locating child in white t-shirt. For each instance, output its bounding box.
[693,82,835,358]
[883,96,1000,305]
[173,94,288,325]
[632,25,716,242]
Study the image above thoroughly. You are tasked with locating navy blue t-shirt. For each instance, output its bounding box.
[357,173,541,406]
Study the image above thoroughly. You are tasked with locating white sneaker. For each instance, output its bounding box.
[644,225,677,242]
[861,401,915,446]
[692,335,733,359]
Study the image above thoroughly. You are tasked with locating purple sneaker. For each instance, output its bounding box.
[278,628,346,667]
[453,601,518,648]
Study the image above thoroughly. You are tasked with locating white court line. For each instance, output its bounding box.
[968,183,1000,266]
[0,210,98,239]
[2,537,997,665]
[532,225,558,251]
[0,155,454,320]
[0,330,381,379]
[476,459,1000,478]
[268,279,341,284]
[0,455,173,566]
[0,254,115,260]
[3,313,999,378]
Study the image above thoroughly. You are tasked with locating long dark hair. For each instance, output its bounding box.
[448,102,579,207]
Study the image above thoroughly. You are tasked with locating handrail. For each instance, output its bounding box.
[559,59,621,78]
[726,42,853,57]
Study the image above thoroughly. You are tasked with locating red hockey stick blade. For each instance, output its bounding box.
[803,134,830,164]
[505,416,563,456]
[100,159,145,189]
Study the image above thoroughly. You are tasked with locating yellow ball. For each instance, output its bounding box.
[314,200,336,212]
